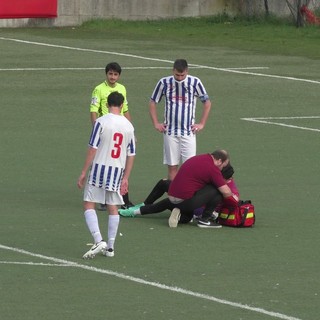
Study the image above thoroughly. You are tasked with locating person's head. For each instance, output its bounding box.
[173,59,188,82]
[211,149,230,170]
[221,163,234,180]
[105,62,122,86]
[107,91,124,109]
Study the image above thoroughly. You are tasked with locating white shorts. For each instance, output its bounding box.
[163,134,196,166]
[83,184,124,205]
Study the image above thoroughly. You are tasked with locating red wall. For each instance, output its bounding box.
[0,0,57,18]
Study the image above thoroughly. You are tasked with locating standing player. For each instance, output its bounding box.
[149,59,211,180]
[78,92,136,259]
[90,62,134,209]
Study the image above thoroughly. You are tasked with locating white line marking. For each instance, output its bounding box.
[0,37,318,84]
[222,67,269,70]
[241,116,320,132]
[245,116,320,120]
[0,261,72,267]
[0,244,302,320]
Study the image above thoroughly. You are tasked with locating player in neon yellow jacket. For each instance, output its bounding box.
[90,62,133,209]
[90,62,131,124]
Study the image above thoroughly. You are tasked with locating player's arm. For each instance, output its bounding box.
[121,94,132,122]
[149,99,166,133]
[90,112,98,125]
[218,184,239,207]
[90,87,101,125]
[192,98,211,133]
[77,147,97,189]
[120,155,135,195]
[124,110,132,122]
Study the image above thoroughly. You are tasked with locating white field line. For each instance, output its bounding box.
[241,116,320,133]
[0,244,302,320]
[0,37,319,84]
[0,261,73,267]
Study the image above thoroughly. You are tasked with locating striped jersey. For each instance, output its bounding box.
[90,81,129,117]
[150,75,209,136]
[87,113,135,192]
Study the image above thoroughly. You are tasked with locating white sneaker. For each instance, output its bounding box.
[82,241,107,259]
[168,208,181,228]
[103,248,115,257]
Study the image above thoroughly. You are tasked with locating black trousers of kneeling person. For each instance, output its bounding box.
[174,185,223,223]
[140,183,223,224]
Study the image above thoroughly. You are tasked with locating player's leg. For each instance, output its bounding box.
[163,134,180,180]
[104,190,124,257]
[175,185,220,214]
[140,198,174,215]
[97,193,134,211]
[144,179,171,204]
[180,134,196,163]
[119,197,174,217]
[82,185,107,259]
[171,185,222,228]
[121,192,134,209]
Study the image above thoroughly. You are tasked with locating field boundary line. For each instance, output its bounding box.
[0,36,319,85]
[0,244,302,320]
[241,116,320,132]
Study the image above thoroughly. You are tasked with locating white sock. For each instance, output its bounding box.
[108,215,120,249]
[133,203,144,215]
[84,209,103,244]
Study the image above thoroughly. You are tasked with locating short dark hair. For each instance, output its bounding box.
[105,62,122,74]
[221,163,234,179]
[107,91,124,108]
[173,59,188,73]
[211,149,229,163]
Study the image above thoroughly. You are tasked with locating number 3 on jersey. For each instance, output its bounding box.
[111,133,123,158]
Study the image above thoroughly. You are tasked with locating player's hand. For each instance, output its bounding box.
[191,123,204,133]
[155,123,167,133]
[120,178,129,195]
[77,173,86,189]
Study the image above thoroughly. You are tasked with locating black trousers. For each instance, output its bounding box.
[140,180,222,223]
[174,185,222,223]
[140,179,174,215]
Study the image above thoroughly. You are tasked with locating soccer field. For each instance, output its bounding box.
[0,26,319,320]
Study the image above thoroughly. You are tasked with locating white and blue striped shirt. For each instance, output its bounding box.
[150,75,209,136]
[87,113,135,191]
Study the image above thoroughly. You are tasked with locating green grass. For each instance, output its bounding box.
[0,19,319,320]
[79,16,320,59]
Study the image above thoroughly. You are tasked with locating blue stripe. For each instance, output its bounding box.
[105,166,113,189]
[151,81,163,103]
[167,77,174,135]
[99,165,105,188]
[91,163,99,186]
[128,139,135,154]
[112,167,119,191]
[88,122,101,147]
[175,81,180,136]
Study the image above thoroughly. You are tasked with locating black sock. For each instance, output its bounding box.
[122,192,130,205]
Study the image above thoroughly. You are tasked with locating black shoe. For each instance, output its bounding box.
[197,218,222,228]
[120,201,135,210]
